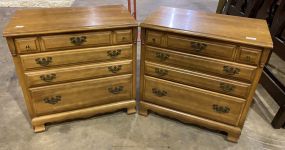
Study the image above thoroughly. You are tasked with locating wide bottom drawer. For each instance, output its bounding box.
[143,76,245,126]
[30,74,132,116]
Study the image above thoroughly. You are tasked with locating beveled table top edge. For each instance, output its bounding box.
[140,23,273,49]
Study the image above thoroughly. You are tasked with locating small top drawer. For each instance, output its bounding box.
[236,47,262,65]
[114,30,132,44]
[167,34,236,61]
[41,31,112,51]
[146,30,164,46]
[15,37,40,54]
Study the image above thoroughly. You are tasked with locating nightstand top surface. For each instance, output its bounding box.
[141,7,272,48]
[3,5,137,37]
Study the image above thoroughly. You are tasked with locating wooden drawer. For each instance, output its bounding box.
[41,31,112,51]
[20,44,132,70]
[25,60,132,87]
[167,34,236,61]
[236,47,262,65]
[30,75,132,116]
[145,46,257,82]
[114,29,132,44]
[146,30,164,46]
[145,61,251,98]
[143,76,245,126]
[15,37,40,54]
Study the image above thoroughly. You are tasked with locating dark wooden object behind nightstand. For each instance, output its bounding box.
[218,0,285,129]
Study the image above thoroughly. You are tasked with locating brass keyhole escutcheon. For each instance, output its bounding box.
[25,45,31,50]
[245,56,251,62]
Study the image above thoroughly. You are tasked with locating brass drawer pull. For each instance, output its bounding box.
[223,66,240,75]
[152,88,167,97]
[70,36,87,45]
[191,42,207,52]
[152,38,156,43]
[108,65,122,73]
[40,73,56,82]
[108,86,124,94]
[155,68,168,76]
[107,49,121,58]
[35,57,52,67]
[43,96,61,105]
[220,83,235,93]
[213,104,230,113]
[155,52,169,61]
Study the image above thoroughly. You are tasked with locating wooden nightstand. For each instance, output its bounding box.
[3,5,138,132]
[139,7,272,142]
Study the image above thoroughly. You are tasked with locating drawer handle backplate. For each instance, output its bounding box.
[213,104,230,113]
[155,68,168,76]
[220,83,235,93]
[152,88,167,97]
[35,57,52,67]
[155,52,169,61]
[43,96,61,105]
[108,86,124,94]
[223,66,240,75]
[107,49,121,58]
[70,36,87,45]
[108,65,122,73]
[191,42,207,52]
[40,73,56,82]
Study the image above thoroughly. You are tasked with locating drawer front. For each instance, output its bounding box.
[145,62,251,98]
[143,76,245,126]
[25,60,132,87]
[114,29,132,44]
[41,31,112,50]
[15,37,39,54]
[145,46,257,82]
[167,34,236,60]
[20,44,132,70]
[30,75,132,116]
[146,30,164,46]
[236,47,262,65]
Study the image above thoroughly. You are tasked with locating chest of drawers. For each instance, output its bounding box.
[139,7,273,142]
[3,6,138,132]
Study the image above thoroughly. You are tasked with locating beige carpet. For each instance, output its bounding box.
[0,0,75,7]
